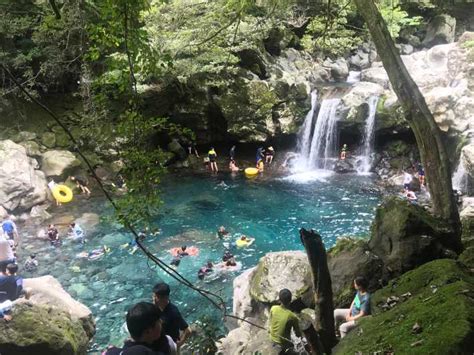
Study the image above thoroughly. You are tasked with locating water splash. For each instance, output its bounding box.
[357,96,379,174]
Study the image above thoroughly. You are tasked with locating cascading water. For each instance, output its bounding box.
[296,90,318,164]
[453,159,468,193]
[307,98,341,170]
[358,96,379,174]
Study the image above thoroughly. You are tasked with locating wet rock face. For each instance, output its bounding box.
[0,140,48,212]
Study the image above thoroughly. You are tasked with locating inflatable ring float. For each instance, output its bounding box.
[236,238,251,247]
[52,185,73,203]
[245,167,258,176]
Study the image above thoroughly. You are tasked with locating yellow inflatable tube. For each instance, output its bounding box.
[52,185,74,203]
[245,167,258,176]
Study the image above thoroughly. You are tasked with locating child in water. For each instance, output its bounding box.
[257,159,264,172]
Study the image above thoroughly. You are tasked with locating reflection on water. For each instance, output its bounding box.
[19,172,380,349]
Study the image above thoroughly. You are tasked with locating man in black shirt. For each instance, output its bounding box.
[152,282,191,349]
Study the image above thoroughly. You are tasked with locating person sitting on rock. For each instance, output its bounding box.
[104,302,177,354]
[334,276,371,338]
[0,235,15,274]
[269,288,302,354]
[404,189,417,203]
[70,176,91,196]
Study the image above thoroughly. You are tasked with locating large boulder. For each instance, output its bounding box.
[369,197,458,280]
[333,159,356,174]
[422,14,456,48]
[0,140,48,212]
[23,275,95,337]
[333,259,474,354]
[0,303,90,355]
[41,150,81,177]
[339,81,384,121]
[327,238,383,307]
[249,251,314,307]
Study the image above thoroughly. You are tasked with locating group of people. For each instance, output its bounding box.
[402,163,425,203]
[269,276,371,354]
[104,282,191,354]
[0,217,31,322]
[203,145,276,174]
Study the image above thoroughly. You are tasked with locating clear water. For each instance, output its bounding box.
[19,172,380,350]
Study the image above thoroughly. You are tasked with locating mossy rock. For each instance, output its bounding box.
[328,237,383,307]
[40,132,57,148]
[12,131,37,143]
[334,259,474,354]
[19,141,42,157]
[459,246,474,268]
[0,302,89,355]
[55,131,71,148]
[461,217,474,248]
[249,251,313,307]
[369,197,457,281]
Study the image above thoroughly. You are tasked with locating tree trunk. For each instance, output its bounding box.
[353,0,462,251]
[300,228,337,354]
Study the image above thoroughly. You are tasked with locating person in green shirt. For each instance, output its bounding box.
[269,288,302,354]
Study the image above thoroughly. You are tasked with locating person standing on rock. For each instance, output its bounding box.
[265,146,275,164]
[1,217,19,248]
[403,169,413,191]
[0,235,15,274]
[152,282,191,350]
[208,147,218,173]
[69,222,85,244]
[333,276,371,338]
[269,288,302,354]
[340,144,348,160]
[256,147,265,164]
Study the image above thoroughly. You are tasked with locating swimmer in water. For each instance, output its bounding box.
[217,226,229,239]
[197,261,214,280]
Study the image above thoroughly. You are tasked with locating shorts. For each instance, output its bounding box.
[5,231,14,240]
[404,183,410,189]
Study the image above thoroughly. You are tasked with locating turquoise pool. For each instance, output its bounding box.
[19,171,381,350]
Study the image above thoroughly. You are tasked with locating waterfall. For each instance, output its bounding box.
[296,90,318,165]
[293,96,341,172]
[453,160,468,193]
[307,98,341,170]
[358,96,379,174]
[347,71,361,83]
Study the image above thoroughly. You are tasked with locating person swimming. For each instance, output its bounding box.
[217,226,229,239]
[236,235,255,247]
[197,261,214,280]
